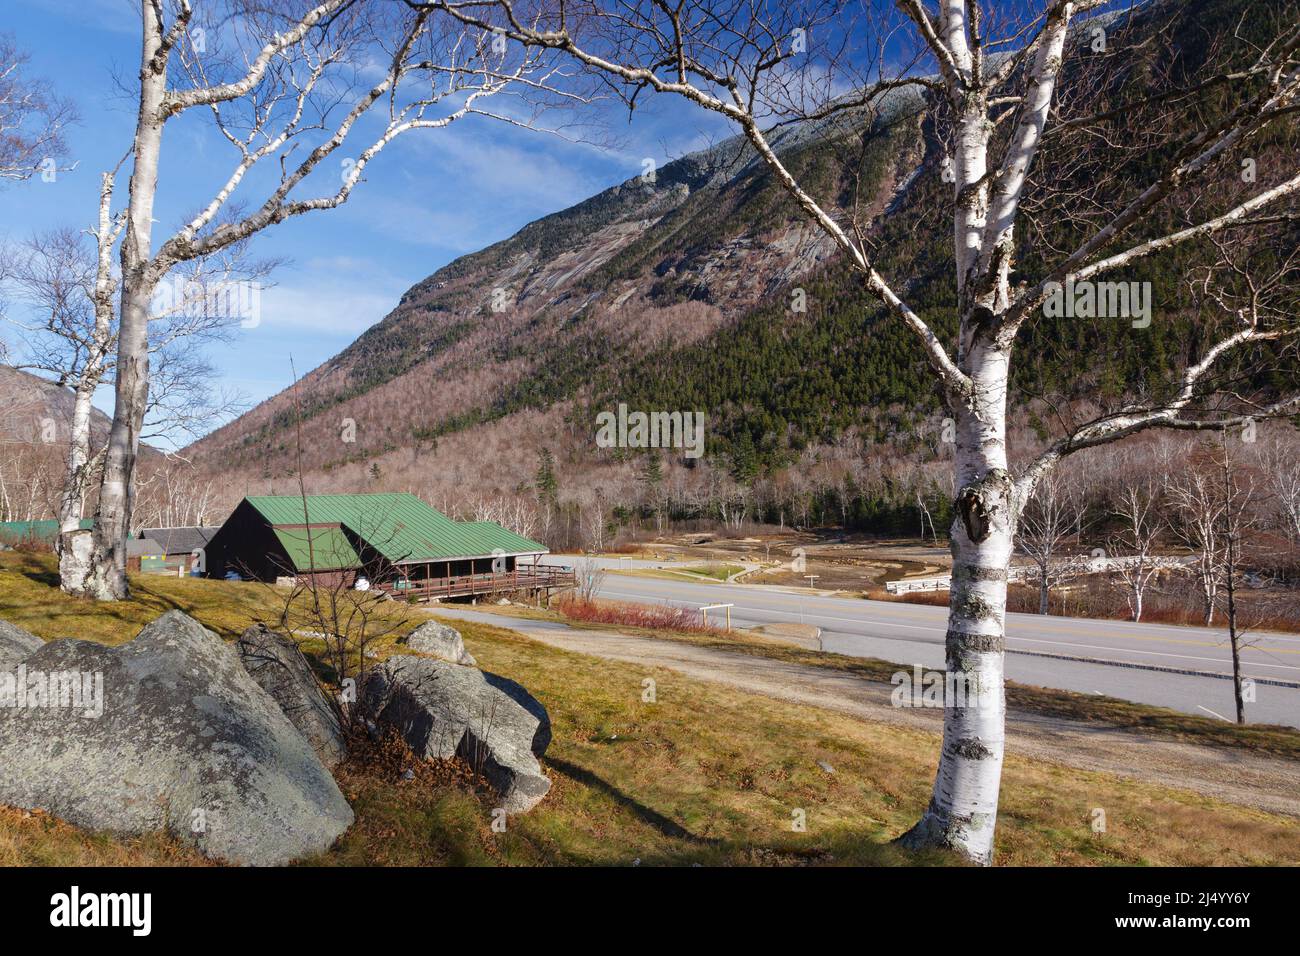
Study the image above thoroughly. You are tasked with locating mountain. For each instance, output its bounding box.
[0,366,171,524]
[0,366,113,521]
[184,0,1299,540]
[185,94,921,480]
[0,365,114,443]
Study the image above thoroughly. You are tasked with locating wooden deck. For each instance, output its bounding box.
[376,565,575,601]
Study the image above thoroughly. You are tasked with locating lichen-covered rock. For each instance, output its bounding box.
[482,671,551,757]
[237,624,347,769]
[0,610,353,865]
[404,620,476,666]
[362,655,550,813]
[0,618,43,670]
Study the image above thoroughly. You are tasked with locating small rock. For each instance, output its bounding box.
[484,671,552,756]
[817,760,836,774]
[404,620,477,666]
[362,655,551,813]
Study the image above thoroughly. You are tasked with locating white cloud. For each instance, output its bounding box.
[345,195,509,255]
[24,0,137,34]
[250,267,408,337]
[393,119,607,211]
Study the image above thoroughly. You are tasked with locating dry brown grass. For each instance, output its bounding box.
[0,806,209,867]
[2,551,1297,866]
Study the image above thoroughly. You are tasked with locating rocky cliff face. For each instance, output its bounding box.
[182,0,1297,525]
[185,92,922,503]
[0,365,114,446]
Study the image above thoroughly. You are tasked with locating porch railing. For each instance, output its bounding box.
[376,565,575,600]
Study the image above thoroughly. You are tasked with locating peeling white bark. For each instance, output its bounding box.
[57,170,120,591]
[898,330,1014,863]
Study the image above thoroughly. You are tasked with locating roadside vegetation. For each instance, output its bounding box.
[2,551,1298,866]
[557,594,722,634]
[869,578,1300,635]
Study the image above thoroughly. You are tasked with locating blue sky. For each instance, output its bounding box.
[0,0,731,444]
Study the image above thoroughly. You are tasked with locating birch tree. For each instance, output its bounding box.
[1107,474,1165,622]
[1016,469,1076,614]
[4,214,122,552]
[1212,436,1263,724]
[0,33,74,183]
[4,210,264,565]
[1172,436,1267,720]
[65,0,578,599]
[1258,434,1300,548]
[417,0,1300,863]
[1169,464,1226,624]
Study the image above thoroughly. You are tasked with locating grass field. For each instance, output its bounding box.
[610,562,746,583]
[2,551,1298,866]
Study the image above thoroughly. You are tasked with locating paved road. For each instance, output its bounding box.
[548,570,1300,728]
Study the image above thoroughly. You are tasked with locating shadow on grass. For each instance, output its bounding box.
[17,566,60,589]
[541,757,952,865]
[546,756,720,846]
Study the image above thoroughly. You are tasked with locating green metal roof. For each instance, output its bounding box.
[0,518,94,544]
[243,493,547,565]
[272,526,361,572]
[457,521,554,559]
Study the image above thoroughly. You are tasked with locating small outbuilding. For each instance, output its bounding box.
[129,526,218,575]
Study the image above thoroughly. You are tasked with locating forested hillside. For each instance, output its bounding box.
[182,0,1300,545]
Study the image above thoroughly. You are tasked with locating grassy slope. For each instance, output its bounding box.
[612,564,747,583]
[1,551,1297,866]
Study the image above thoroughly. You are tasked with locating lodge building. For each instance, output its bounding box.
[202,493,572,600]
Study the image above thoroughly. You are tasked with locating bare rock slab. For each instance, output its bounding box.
[0,610,353,865]
[0,618,43,670]
[237,624,347,769]
[362,655,551,813]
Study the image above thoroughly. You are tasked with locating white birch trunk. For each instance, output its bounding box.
[54,379,99,592]
[899,343,1012,865]
[57,170,119,593]
[63,7,167,600]
[56,381,96,534]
